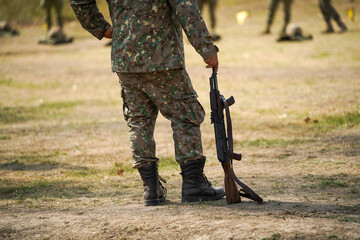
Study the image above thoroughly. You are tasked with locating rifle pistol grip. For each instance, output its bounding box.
[233,153,242,161]
[226,96,235,106]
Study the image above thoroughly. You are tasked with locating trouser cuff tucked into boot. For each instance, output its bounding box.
[180,157,225,203]
[138,162,167,206]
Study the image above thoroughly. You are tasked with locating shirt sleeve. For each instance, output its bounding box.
[69,0,112,40]
[167,0,219,59]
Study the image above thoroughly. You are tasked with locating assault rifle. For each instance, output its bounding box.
[209,68,263,204]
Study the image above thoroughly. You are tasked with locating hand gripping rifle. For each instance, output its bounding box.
[209,68,263,204]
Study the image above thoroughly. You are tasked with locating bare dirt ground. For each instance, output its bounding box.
[0,1,360,239]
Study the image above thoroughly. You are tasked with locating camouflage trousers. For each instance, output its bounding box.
[197,0,218,30]
[267,0,293,25]
[318,0,341,23]
[40,0,63,31]
[117,69,205,169]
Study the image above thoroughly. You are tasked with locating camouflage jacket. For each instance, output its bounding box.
[70,0,218,73]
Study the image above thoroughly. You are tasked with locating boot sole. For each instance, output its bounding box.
[144,197,166,206]
[181,192,226,203]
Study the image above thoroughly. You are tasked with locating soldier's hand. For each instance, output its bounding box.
[104,27,113,39]
[205,54,219,72]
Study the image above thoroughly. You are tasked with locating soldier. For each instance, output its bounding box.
[318,0,347,33]
[263,0,293,34]
[70,0,225,206]
[0,21,19,37]
[40,0,64,32]
[197,0,220,41]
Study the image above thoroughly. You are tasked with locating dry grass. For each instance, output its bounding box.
[0,1,360,239]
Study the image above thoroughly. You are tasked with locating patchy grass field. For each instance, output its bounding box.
[0,0,360,239]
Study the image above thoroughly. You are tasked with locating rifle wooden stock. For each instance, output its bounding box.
[222,162,241,203]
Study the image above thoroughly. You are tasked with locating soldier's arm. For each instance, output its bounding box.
[69,0,111,40]
[167,0,219,61]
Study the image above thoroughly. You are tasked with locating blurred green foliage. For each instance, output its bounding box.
[0,0,109,24]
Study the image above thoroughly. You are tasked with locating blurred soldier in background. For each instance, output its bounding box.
[39,0,73,44]
[263,0,293,34]
[318,0,347,33]
[197,0,221,41]
[277,24,313,41]
[40,0,63,32]
[0,21,19,37]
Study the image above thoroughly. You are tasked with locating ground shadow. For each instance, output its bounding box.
[0,102,80,124]
[166,199,360,217]
[0,177,132,200]
[0,159,90,171]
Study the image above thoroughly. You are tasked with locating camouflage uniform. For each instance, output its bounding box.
[40,0,64,31]
[264,0,293,33]
[318,0,347,32]
[118,69,205,168]
[70,0,218,168]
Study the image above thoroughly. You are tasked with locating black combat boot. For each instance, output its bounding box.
[180,157,225,203]
[138,162,166,206]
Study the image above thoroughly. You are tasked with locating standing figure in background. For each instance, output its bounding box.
[40,0,63,32]
[197,0,221,41]
[39,0,73,44]
[318,0,347,33]
[263,0,293,34]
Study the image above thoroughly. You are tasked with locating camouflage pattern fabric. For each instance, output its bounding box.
[267,0,293,25]
[40,0,64,31]
[318,0,341,23]
[70,0,218,73]
[117,69,205,168]
[197,0,217,30]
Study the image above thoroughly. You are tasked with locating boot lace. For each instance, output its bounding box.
[158,175,167,199]
[201,174,212,186]
[158,175,166,184]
